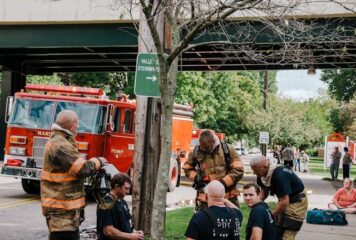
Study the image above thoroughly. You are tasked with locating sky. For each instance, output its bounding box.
[276,70,328,101]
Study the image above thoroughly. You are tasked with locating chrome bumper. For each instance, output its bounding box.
[0,165,42,180]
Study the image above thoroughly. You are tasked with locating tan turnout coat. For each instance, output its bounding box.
[40,125,101,231]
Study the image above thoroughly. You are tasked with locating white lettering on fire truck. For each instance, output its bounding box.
[37,131,52,137]
[111,149,124,154]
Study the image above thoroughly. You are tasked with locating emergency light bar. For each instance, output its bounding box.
[25,84,104,97]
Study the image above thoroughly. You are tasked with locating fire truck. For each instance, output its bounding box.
[0,84,193,194]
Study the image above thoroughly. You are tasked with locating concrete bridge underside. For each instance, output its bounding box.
[0,16,355,157]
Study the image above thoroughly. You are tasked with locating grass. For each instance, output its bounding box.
[309,157,356,179]
[165,203,276,240]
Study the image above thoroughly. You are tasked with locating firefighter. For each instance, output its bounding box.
[41,110,105,240]
[183,129,244,209]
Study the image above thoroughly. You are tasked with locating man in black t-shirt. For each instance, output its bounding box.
[243,182,275,240]
[250,155,308,240]
[185,180,243,240]
[97,173,144,240]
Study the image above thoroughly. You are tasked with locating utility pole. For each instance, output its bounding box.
[132,0,164,235]
[263,70,268,111]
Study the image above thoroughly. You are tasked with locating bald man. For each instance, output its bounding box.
[41,110,105,240]
[185,180,242,240]
[250,155,307,240]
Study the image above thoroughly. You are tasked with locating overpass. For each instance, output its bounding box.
[0,0,355,156]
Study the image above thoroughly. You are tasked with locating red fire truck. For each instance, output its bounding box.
[0,84,193,194]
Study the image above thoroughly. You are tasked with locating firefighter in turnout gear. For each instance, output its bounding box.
[41,110,105,240]
[183,129,244,209]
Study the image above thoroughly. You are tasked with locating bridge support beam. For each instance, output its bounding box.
[0,70,26,158]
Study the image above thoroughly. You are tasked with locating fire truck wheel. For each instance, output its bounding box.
[168,158,179,192]
[21,179,40,194]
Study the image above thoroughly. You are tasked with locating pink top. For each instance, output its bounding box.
[334,188,356,208]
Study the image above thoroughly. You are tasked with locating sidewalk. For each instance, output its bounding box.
[296,172,356,240]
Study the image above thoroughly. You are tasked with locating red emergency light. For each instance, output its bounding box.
[25,84,104,97]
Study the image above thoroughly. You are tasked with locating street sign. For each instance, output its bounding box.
[134,53,160,97]
[259,131,269,144]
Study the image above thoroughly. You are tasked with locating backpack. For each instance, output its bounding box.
[306,208,348,225]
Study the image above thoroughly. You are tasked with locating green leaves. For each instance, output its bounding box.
[175,71,262,141]
[247,97,333,147]
[321,69,356,102]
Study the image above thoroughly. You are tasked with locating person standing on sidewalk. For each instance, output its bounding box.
[294,148,301,172]
[41,110,105,240]
[330,146,342,180]
[243,182,276,240]
[342,147,352,179]
[300,151,310,173]
[250,155,308,240]
[281,143,295,169]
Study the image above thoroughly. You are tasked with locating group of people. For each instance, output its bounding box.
[183,130,308,240]
[330,146,354,180]
[273,144,310,173]
[46,115,356,239]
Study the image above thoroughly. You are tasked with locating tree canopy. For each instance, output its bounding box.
[321,69,356,102]
[175,71,263,141]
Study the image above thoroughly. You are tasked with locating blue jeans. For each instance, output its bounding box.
[330,163,339,179]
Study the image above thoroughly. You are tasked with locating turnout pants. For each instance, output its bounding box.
[45,210,81,240]
[276,191,308,240]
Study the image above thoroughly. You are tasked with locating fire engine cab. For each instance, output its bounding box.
[0,84,193,194]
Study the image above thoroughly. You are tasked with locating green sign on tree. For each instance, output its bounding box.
[134,53,160,97]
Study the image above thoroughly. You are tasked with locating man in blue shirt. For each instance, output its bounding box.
[96,173,144,240]
[185,180,243,240]
[243,182,276,240]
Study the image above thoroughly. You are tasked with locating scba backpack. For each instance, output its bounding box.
[306,208,348,225]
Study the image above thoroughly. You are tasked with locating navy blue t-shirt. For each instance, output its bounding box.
[97,196,132,240]
[258,166,304,198]
[246,202,276,240]
[185,206,243,240]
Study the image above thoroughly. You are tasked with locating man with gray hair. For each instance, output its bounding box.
[250,155,307,240]
[41,110,105,240]
[185,180,242,240]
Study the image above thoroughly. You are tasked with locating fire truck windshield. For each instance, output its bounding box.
[55,102,106,134]
[9,99,106,134]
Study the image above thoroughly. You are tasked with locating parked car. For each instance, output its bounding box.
[249,147,261,154]
[234,147,247,155]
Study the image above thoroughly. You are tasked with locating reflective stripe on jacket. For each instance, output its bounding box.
[40,128,100,214]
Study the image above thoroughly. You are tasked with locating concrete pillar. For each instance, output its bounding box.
[0,71,26,159]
